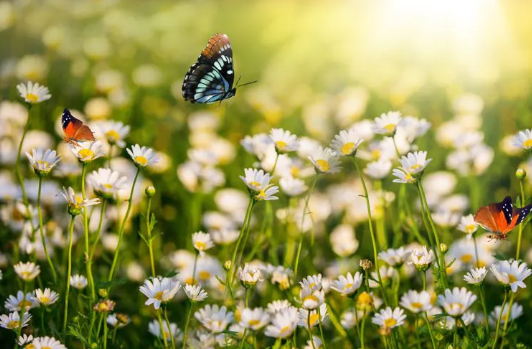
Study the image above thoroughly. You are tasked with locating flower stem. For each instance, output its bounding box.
[191,252,199,285]
[108,167,141,281]
[353,158,389,306]
[63,215,75,332]
[80,163,96,302]
[478,284,490,335]
[230,198,255,284]
[37,176,57,283]
[424,312,437,349]
[88,199,107,280]
[473,233,480,268]
[360,313,367,349]
[182,303,193,349]
[317,306,328,349]
[15,105,31,207]
[307,311,316,349]
[146,194,156,277]
[492,289,508,349]
[414,315,422,349]
[515,179,526,260]
[294,174,318,276]
[500,293,516,348]
[157,310,168,349]
[422,272,427,291]
[164,308,176,349]
[103,314,108,349]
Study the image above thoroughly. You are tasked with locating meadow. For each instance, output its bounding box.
[1,1,532,348]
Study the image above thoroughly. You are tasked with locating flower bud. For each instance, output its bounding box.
[516,168,526,180]
[360,259,373,270]
[98,288,108,298]
[356,292,374,312]
[145,185,156,197]
[224,260,231,271]
[440,243,448,254]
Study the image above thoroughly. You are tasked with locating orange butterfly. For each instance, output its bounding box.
[61,108,95,146]
[474,196,532,240]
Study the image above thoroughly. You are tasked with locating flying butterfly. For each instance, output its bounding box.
[182,33,255,104]
[61,108,95,146]
[474,196,532,240]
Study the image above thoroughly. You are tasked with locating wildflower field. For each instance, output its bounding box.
[2,1,532,348]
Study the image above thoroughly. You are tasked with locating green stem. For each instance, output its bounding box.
[500,293,516,348]
[88,199,107,282]
[453,320,459,348]
[182,303,193,349]
[37,176,57,283]
[360,313,366,349]
[63,216,75,332]
[422,272,427,291]
[414,315,421,349]
[146,195,156,277]
[103,314,108,349]
[239,330,248,349]
[424,312,437,349]
[317,307,327,349]
[16,283,28,340]
[81,164,95,300]
[157,310,168,349]
[307,311,316,349]
[354,158,389,305]
[294,174,318,276]
[15,105,31,207]
[515,179,525,260]
[230,198,255,284]
[473,233,480,268]
[164,308,176,349]
[492,289,508,349]
[478,284,490,335]
[374,180,388,248]
[108,168,141,281]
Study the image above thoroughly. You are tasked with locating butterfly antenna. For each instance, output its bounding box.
[235,74,258,89]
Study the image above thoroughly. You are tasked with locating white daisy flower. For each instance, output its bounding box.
[398,151,432,174]
[33,288,60,306]
[399,116,431,142]
[255,185,279,201]
[264,307,298,338]
[240,307,270,331]
[439,312,475,330]
[26,148,61,176]
[58,186,100,216]
[70,140,105,163]
[490,260,532,293]
[379,247,411,267]
[372,307,406,330]
[330,272,363,296]
[184,284,208,302]
[16,81,51,104]
[297,303,328,328]
[107,313,131,328]
[209,229,239,246]
[438,287,477,317]
[392,168,416,184]
[330,224,359,257]
[5,291,37,312]
[279,176,307,196]
[70,274,88,289]
[330,129,363,156]
[304,336,323,349]
[463,267,488,285]
[0,311,31,330]
[489,302,523,326]
[14,261,40,281]
[300,274,323,291]
[409,246,435,271]
[308,146,342,174]
[194,304,233,333]
[97,120,130,148]
[300,287,325,310]
[240,133,273,160]
[372,111,402,136]
[87,168,127,199]
[238,263,262,287]
[127,144,160,168]
[457,214,478,237]
[364,159,392,179]
[512,129,532,150]
[399,290,433,314]
[18,334,33,347]
[239,168,273,193]
[267,300,294,314]
[32,336,67,349]
[139,277,181,310]
[270,128,299,153]
[192,231,214,256]
[148,319,182,343]
[369,266,397,288]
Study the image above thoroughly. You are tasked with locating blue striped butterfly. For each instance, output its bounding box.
[182,33,254,104]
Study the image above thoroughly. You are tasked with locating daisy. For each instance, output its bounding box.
[16,81,51,104]
[279,176,307,196]
[463,267,488,285]
[194,304,234,333]
[87,168,127,199]
[5,291,37,311]
[308,146,342,174]
[369,266,397,288]
[364,159,392,179]
[304,336,323,349]
[297,303,328,328]
[70,275,88,289]
[14,261,40,281]
[0,311,31,330]
[398,151,432,175]
[489,302,523,326]
[26,148,61,176]
[238,263,262,287]
[148,319,181,343]
[192,232,214,256]
[139,277,181,309]
[70,140,105,163]
[107,313,131,328]
[93,300,116,313]
[373,111,402,136]
[184,284,208,302]
[58,187,100,216]
[437,287,477,317]
[98,120,130,148]
[270,265,293,291]
[240,308,270,331]
[300,274,323,291]
[399,290,433,313]
[490,260,532,293]
[439,312,475,330]
[372,307,406,330]
[512,129,532,150]
[267,300,294,314]
[392,168,416,184]
[300,287,325,310]
[209,229,239,246]
[33,288,60,306]
[330,224,359,257]
[239,168,273,193]
[255,185,279,201]
[264,307,298,338]
[18,334,33,347]
[240,133,273,160]
[457,214,478,237]
[270,128,299,153]
[409,246,435,271]
[127,144,160,168]
[379,247,411,267]
[329,129,363,156]
[330,272,363,296]
[32,336,67,349]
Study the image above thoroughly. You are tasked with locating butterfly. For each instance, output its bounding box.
[474,196,532,240]
[61,108,95,146]
[182,33,255,104]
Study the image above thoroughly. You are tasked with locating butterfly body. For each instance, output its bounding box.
[474,196,532,240]
[62,108,95,146]
[182,33,236,104]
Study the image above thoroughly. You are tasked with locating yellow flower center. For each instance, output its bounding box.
[316,159,330,172]
[26,344,36,349]
[461,254,473,263]
[371,149,381,160]
[357,292,373,305]
[249,319,261,327]
[41,346,51,349]
[523,139,532,148]
[163,331,170,340]
[18,299,32,308]
[384,124,396,132]
[7,320,19,329]
[342,142,355,155]
[291,166,300,177]
[309,282,316,289]
[199,271,211,280]
[256,190,267,200]
[103,183,113,189]
[342,283,354,291]
[276,140,287,150]
[134,155,148,166]
[465,224,476,233]
[384,318,397,328]
[405,173,415,183]
[279,325,291,335]
[26,93,39,103]
[154,291,164,301]
[249,181,261,188]
[508,274,517,283]
[75,196,84,204]
[79,149,94,160]
[410,164,422,171]
[106,130,120,141]
[304,295,319,305]
[20,271,31,278]
[195,241,206,250]
[36,160,50,169]
[451,302,464,310]
[411,302,423,309]
[309,313,320,325]
[40,296,50,304]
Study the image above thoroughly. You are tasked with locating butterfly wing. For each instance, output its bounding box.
[62,108,95,142]
[474,205,498,233]
[73,125,95,142]
[509,202,532,229]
